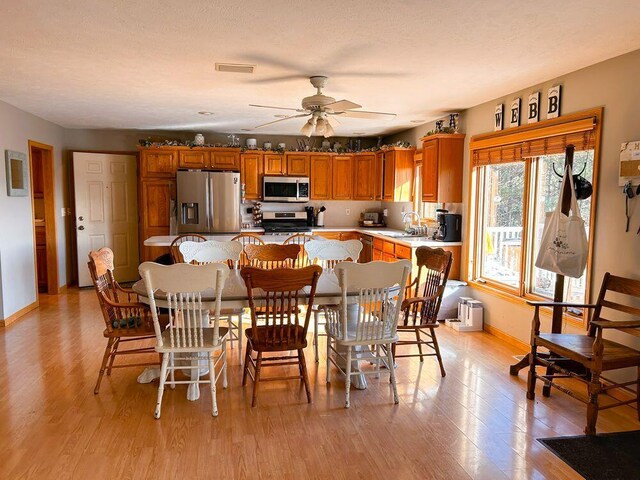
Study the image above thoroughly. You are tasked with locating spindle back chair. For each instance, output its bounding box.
[240,265,322,407]
[283,233,318,267]
[305,239,363,361]
[169,234,207,263]
[178,240,245,363]
[325,260,411,407]
[88,248,159,394]
[139,262,230,419]
[231,233,265,268]
[390,246,452,375]
[244,243,300,269]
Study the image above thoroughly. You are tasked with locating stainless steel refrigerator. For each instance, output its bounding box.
[176,170,241,233]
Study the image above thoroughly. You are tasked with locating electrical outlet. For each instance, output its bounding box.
[345,208,351,216]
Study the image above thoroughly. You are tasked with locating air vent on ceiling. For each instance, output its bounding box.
[215,63,256,74]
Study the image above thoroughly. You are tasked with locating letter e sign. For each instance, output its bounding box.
[547,85,562,119]
[509,98,521,128]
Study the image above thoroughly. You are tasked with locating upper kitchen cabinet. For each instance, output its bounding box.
[241,152,263,200]
[353,153,376,200]
[264,153,287,175]
[332,155,353,200]
[210,149,241,170]
[140,149,178,178]
[286,153,310,176]
[178,149,209,169]
[310,154,332,200]
[420,133,465,203]
[375,151,384,200]
[139,178,175,261]
[379,147,415,202]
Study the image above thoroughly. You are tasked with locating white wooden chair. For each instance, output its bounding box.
[305,239,363,362]
[325,260,411,408]
[179,240,245,365]
[139,262,230,419]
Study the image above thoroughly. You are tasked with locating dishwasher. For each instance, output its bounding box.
[359,234,373,263]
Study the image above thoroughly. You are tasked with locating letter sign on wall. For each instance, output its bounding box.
[547,85,562,119]
[527,92,540,124]
[509,98,521,128]
[494,104,504,131]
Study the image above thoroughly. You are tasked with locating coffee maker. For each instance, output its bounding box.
[435,210,462,242]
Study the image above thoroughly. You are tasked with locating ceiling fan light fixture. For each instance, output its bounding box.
[324,122,335,138]
[315,117,327,136]
[300,120,314,137]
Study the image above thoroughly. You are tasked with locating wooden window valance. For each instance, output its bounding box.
[470,109,600,167]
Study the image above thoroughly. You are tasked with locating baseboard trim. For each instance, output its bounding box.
[483,323,529,351]
[0,301,39,327]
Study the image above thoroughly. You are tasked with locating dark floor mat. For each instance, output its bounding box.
[538,430,640,480]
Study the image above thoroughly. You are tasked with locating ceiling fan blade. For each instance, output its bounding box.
[324,99,362,112]
[336,110,397,120]
[249,104,306,112]
[247,75,309,84]
[252,113,310,130]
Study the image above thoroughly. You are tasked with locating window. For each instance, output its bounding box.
[468,109,601,317]
[413,163,441,220]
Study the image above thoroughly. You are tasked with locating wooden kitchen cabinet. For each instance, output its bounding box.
[140,149,178,178]
[210,149,240,170]
[420,134,465,203]
[140,179,175,261]
[310,154,332,200]
[352,153,376,200]
[375,151,384,200]
[286,153,310,176]
[178,150,209,169]
[264,154,286,175]
[379,147,415,202]
[241,152,263,200]
[332,155,353,200]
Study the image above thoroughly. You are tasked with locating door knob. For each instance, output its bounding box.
[78,216,84,221]
[78,226,85,230]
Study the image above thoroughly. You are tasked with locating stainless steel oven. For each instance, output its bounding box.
[263,176,310,202]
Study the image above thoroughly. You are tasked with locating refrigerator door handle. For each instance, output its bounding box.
[205,175,211,232]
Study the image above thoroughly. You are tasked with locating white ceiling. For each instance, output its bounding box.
[1,0,640,136]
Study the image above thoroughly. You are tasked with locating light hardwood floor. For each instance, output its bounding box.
[1,288,638,479]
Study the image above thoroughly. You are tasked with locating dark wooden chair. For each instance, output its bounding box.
[231,233,265,268]
[88,248,160,394]
[527,273,640,435]
[390,246,452,376]
[241,265,322,407]
[244,243,300,269]
[169,234,207,263]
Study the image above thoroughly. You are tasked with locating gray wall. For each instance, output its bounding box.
[0,101,66,319]
[385,49,640,352]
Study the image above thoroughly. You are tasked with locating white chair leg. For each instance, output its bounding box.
[376,345,381,379]
[154,353,170,419]
[345,347,352,408]
[326,336,331,384]
[208,353,218,417]
[238,314,243,366]
[314,310,320,363]
[169,352,176,389]
[222,341,228,389]
[387,343,399,404]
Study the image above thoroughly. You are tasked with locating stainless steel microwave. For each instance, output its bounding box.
[263,176,310,202]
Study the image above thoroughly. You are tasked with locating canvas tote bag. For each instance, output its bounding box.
[534,166,588,278]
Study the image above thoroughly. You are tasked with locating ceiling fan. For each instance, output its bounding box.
[248,76,396,137]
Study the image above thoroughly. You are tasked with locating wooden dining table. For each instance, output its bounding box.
[132,270,377,397]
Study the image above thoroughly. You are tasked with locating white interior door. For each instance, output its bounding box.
[74,153,139,287]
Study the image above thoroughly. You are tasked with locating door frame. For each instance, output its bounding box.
[29,140,59,296]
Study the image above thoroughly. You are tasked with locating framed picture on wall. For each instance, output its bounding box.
[5,149,29,197]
